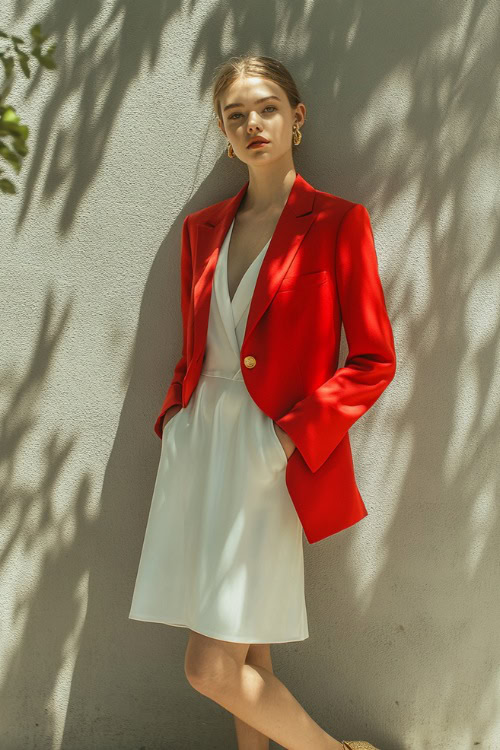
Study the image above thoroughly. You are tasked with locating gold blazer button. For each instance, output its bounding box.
[243,355,257,368]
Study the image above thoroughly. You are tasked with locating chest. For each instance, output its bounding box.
[226,215,280,303]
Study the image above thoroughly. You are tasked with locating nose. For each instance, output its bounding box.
[247,113,262,133]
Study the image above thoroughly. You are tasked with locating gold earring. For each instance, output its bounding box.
[292,123,302,145]
[227,142,235,158]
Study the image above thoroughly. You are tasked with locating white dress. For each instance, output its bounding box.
[129,217,309,643]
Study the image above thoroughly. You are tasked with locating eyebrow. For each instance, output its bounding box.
[223,95,281,112]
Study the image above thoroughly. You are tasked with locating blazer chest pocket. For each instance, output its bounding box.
[277,269,329,292]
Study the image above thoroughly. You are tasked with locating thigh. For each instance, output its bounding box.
[246,642,272,670]
[184,630,251,690]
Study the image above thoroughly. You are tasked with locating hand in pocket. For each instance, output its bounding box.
[273,421,296,460]
[161,405,182,436]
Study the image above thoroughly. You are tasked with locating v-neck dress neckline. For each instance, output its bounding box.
[216,217,273,362]
[224,217,272,307]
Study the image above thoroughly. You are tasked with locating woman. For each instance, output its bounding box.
[129,55,396,750]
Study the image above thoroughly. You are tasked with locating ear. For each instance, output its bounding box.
[294,103,307,128]
[217,118,227,138]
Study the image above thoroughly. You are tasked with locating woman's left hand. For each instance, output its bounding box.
[273,422,296,460]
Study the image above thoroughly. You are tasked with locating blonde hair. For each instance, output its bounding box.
[211,55,303,138]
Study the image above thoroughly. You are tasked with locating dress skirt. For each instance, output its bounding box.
[129,217,309,643]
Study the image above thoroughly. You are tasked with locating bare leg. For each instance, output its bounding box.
[184,631,343,750]
[233,644,273,750]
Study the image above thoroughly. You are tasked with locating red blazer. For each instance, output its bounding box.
[154,172,396,544]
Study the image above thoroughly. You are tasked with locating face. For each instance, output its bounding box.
[217,75,306,165]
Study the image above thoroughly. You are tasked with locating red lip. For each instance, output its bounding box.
[247,138,270,148]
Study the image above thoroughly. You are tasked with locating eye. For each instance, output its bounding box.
[229,106,277,120]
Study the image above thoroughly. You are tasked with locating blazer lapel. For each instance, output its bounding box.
[191,172,317,365]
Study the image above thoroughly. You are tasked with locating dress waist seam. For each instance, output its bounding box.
[200,370,244,382]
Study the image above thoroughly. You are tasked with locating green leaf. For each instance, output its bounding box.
[30,24,48,44]
[0,80,13,105]
[17,50,31,78]
[12,136,28,157]
[39,54,56,70]
[0,140,22,171]
[1,106,20,125]
[1,55,15,77]
[0,177,17,194]
[17,123,29,140]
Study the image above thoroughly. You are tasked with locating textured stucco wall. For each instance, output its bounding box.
[1,1,499,749]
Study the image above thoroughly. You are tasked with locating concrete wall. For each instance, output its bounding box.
[1,1,499,748]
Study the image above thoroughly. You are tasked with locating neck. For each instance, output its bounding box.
[240,159,297,215]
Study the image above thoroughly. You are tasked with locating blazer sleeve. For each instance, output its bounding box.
[153,214,193,439]
[275,203,397,473]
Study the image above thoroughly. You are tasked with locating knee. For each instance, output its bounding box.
[184,645,234,695]
[184,655,214,692]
